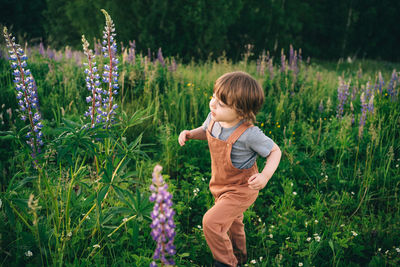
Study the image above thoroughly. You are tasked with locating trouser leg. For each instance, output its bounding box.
[228,214,247,264]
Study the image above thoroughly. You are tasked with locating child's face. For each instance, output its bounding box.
[209,94,241,125]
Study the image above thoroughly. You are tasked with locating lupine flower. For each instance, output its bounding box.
[149,165,176,266]
[39,42,45,56]
[100,9,119,125]
[376,72,384,94]
[289,44,294,68]
[3,27,43,157]
[350,102,355,124]
[156,48,165,67]
[168,58,177,72]
[267,52,274,80]
[46,47,55,59]
[280,49,286,73]
[336,77,350,119]
[387,70,398,100]
[82,35,102,127]
[128,40,136,64]
[318,100,324,113]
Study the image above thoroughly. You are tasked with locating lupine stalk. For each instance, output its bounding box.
[358,92,368,139]
[336,77,350,119]
[101,9,119,124]
[280,49,286,73]
[3,27,43,157]
[128,40,136,64]
[149,165,176,267]
[376,72,384,94]
[387,70,398,100]
[156,48,165,67]
[82,35,102,127]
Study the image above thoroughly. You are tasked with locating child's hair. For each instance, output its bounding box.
[214,71,264,123]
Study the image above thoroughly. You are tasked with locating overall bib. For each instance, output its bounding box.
[203,120,259,267]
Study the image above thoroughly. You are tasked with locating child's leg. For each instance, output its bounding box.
[229,214,247,264]
[202,193,254,267]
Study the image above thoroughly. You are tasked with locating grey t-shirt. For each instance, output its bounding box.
[202,112,275,169]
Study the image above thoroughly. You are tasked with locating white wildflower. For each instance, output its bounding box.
[293,191,297,195]
[378,248,381,252]
[25,250,33,257]
[299,263,303,267]
[340,224,345,227]
[269,234,273,238]
[351,191,355,195]
[314,235,321,242]
[306,237,311,242]
[351,231,358,236]
[67,232,72,237]
[259,256,263,261]
[385,250,389,254]
[197,225,202,229]
[286,237,290,240]
[250,259,256,264]
[290,182,293,187]
[122,217,128,222]
[314,219,318,224]
[395,248,400,253]
[93,244,100,248]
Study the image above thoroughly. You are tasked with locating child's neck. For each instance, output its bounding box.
[219,118,242,128]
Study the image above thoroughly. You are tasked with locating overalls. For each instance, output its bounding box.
[202,120,259,267]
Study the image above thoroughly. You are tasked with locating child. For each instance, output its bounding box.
[178,71,281,267]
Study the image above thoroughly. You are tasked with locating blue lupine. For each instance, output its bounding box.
[100,9,119,125]
[387,70,398,100]
[3,27,43,156]
[336,77,350,119]
[149,165,176,267]
[82,35,102,127]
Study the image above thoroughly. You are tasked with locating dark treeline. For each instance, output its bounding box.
[1,0,400,62]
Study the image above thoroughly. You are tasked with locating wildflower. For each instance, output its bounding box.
[314,235,321,242]
[269,234,273,238]
[293,191,297,195]
[250,259,256,264]
[67,232,72,237]
[82,35,102,127]
[259,256,263,261]
[396,248,400,253]
[168,58,177,72]
[128,40,136,64]
[25,250,33,257]
[93,244,100,248]
[3,27,43,157]
[280,49,286,73]
[267,53,274,80]
[376,72,384,94]
[306,237,311,242]
[149,165,176,266]
[351,231,358,236]
[314,220,318,224]
[197,225,202,229]
[387,70,398,100]
[299,263,303,267]
[336,77,350,119]
[156,48,165,67]
[378,248,381,252]
[100,9,119,125]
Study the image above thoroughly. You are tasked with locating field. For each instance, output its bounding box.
[0,28,400,266]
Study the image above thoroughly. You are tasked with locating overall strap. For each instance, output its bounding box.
[226,122,253,144]
[207,119,216,133]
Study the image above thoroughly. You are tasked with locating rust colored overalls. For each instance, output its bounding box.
[202,120,259,267]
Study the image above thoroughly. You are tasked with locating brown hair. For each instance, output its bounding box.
[214,71,264,123]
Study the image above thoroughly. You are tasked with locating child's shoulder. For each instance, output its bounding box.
[243,125,272,142]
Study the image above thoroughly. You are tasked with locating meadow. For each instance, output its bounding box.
[0,14,400,266]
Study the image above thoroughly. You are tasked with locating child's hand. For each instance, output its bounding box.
[178,130,191,146]
[247,173,269,190]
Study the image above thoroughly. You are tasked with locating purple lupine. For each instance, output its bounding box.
[128,40,136,64]
[376,72,384,94]
[350,102,355,124]
[318,100,324,113]
[46,47,55,59]
[168,58,177,72]
[336,77,350,119]
[289,44,294,69]
[267,53,274,80]
[387,70,398,100]
[156,48,165,67]
[3,27,43,157]
[82,35,102,127]
[365,81,373,100]
[100,9,119,124]
[298,48,302,68]
[39,42,45,57]
[280,49,286,73]
[149,165,176,266]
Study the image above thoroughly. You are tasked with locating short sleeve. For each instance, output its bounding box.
[246,126,275,158]
[202,112,212,131]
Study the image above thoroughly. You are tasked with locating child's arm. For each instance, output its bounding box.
[248,143,282,190]
[178,127,207,146]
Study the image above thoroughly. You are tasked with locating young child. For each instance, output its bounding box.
[178,71,281,267]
